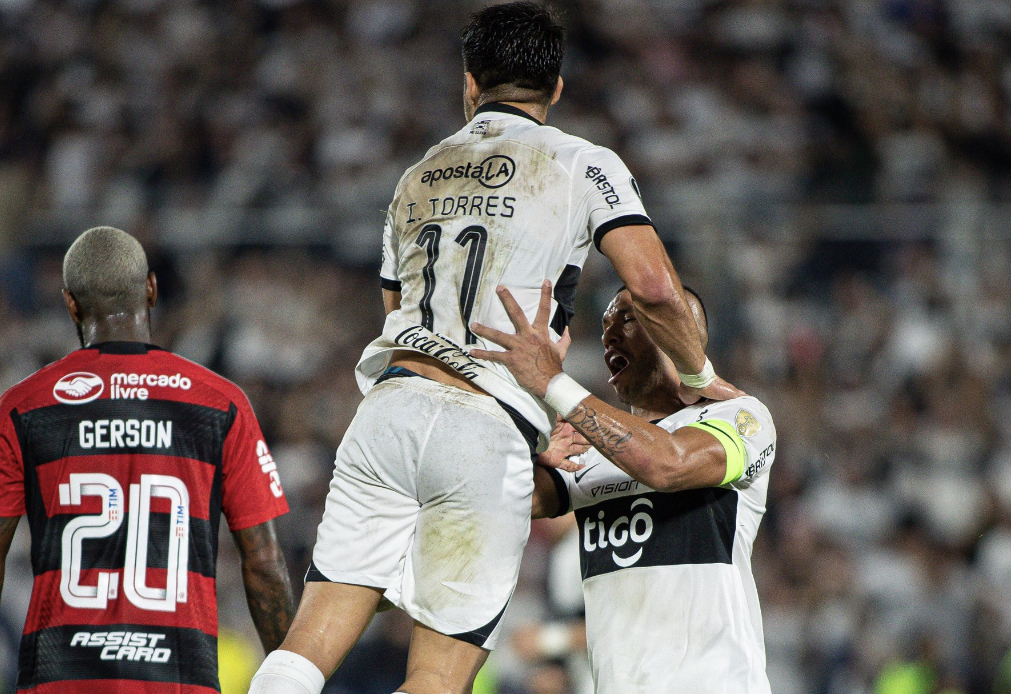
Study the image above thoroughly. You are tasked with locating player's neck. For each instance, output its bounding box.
[486,100,548,124]
[78,311,152,348]
[629,387,683,422]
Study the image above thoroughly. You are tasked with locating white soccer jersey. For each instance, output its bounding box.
[357,103,651,441]
[548,396,776,694]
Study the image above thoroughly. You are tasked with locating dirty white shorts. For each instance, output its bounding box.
[309,370,536,649]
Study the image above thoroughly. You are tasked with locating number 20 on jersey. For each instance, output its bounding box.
[59,473,190,612]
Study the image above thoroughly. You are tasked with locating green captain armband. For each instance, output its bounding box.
[686,419,747,485]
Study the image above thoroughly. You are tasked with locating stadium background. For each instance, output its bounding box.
[1,0,1010,692]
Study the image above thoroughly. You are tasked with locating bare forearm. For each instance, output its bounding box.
[600,225,706,374]
[566,398,675,488]
[241,558,295,652]
[532,466,562,520]
[629,287,705,375]
[234,522,295,652]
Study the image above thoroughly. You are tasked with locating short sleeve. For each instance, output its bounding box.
[220,392,289,531]
[574,146,653,251]
[689,398,777,490]
[380,205,401,291]
[542,466,572,517]
[0,410,25,517]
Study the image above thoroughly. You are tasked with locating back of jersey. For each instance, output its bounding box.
[0,342,288,694]
[366,103,651,436]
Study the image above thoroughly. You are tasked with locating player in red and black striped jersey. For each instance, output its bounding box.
[0,227,294,693]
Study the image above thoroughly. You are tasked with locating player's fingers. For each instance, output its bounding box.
[495,286,532,333]
[554,327,572,361]
[531,280,553,332]
[556,459,585,473]
[469,348,506,363]
[470,321,514,348]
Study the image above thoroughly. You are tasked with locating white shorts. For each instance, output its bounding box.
[310,372,536,650]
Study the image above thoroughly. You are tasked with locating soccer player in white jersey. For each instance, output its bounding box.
[251,5,740,694]
[470,284,775,693]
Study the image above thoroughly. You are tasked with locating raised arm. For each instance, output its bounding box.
[600,226,741,402]
[471,283,738,491]
[600,225,704,374]
[232,520,295,653]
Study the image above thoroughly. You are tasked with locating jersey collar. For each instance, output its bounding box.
[473,102,543,126]
[87,342,164,355]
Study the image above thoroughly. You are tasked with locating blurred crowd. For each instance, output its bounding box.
[2,0,1011,693]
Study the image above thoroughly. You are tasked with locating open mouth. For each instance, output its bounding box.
[606,352,630,383]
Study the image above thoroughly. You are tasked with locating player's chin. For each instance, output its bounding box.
[611,380,632,405]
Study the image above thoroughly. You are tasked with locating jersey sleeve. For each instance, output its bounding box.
[573,146,653,251]
[684,398,777,490]
[220,391,289,531]
[380,204,401,291]
[545,451,651,514]
[0,408,25,517]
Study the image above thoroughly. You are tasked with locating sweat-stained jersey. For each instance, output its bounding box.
[545,396,776,694]
[357,102,652,443]
[0,342,289,694]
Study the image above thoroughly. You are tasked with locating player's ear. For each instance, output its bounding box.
[550,76,563,106]
[464,72,482,108]
[146,272,158,309]
[63,289,82,325]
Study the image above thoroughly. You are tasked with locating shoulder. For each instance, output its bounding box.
[522,126,615,166]
[151,351,254,412]
[662,396,776,441]
[0,351,93,414]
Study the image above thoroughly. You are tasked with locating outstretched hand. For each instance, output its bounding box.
[537,418,590,472]
[469,281,565,399]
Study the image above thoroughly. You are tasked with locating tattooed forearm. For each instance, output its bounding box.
[568,404,634,458]
[234,522,295,652]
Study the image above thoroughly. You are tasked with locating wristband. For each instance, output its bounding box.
[678,357,716,389]
[543,373,591,417]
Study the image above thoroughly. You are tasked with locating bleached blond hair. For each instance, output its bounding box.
[63,227,149,315]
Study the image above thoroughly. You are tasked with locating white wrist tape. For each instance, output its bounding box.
[678,357,717,389]
[249,650,325,694]
[543,373,591,417]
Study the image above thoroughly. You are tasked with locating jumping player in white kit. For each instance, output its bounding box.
[471,284,775,693]
[251,5,741,694]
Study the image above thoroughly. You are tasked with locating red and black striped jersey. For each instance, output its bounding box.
[0,342,290,694]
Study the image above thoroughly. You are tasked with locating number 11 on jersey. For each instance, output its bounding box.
[414,223,488,344]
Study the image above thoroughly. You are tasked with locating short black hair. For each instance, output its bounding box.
[461,2,564,100]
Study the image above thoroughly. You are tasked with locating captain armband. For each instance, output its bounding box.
[686,419,746,485]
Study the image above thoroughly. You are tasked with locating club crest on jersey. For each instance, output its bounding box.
[736,409,761,437]
[420,155,516,189]
[53,372,104,405]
